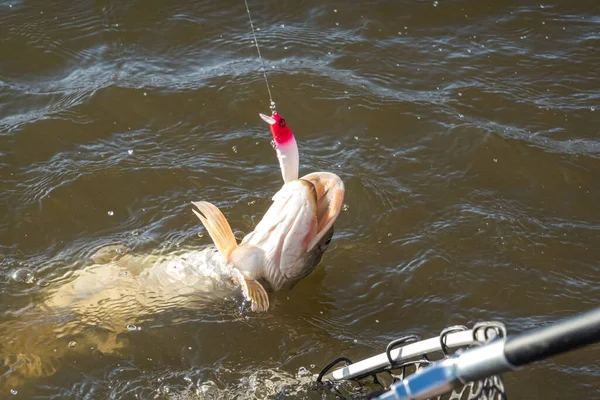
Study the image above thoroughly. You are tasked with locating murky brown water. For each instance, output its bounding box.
[1,0,599,398]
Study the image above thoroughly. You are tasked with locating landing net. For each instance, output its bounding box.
[317,321,508,400]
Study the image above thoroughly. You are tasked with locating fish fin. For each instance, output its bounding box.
[192,201,237,260]
[301,172,345,251]
[246,278,270,312]
[230,268,270,312]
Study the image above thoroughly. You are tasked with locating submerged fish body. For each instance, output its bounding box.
[47,246,234,314]
[0,245,236,389]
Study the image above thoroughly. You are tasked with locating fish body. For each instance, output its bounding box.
[193,112,344,312]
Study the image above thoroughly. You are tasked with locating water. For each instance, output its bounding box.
[1,0,599,398]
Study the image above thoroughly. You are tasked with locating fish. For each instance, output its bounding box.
[192,112,344,312]
[0,112,344,388]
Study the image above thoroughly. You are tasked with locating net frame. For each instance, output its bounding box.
[317,321,508,400]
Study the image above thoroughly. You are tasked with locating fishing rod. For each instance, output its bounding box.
[378,307,600,400]
[319,307,600,400]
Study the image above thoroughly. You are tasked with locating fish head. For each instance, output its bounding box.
[260,112,299,183]
[237,172,344,291]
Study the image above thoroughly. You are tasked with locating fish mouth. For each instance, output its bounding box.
[259,113,276,125]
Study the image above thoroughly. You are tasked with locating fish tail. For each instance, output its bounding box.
[192,201,237,260]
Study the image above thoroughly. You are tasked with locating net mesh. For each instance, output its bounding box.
[317,322,508,400]
[385,360,506,400]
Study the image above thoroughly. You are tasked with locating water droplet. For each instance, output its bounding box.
[35,276,49,287]
[297,367,310,377]
[342,204,349,212]
[11,268,35,284]
[127,149,133,155]
[433,1,439,7]
[283,46,288,50]
[232,146,237,153]
[197,232,204,238]
[107,210,114,216]
[458,92,463,97]
[591,107,596,112]
[335,22,339,26]
[68,341,77,348]
[280,24,285,28]
[143,92,147,96]
[127,324,137,331]
[234,230,245,241]
[376,319,380,323]
[493,158,498,163]
[333,9,337,12]
[10,389,17,395]
[131,230,139,236]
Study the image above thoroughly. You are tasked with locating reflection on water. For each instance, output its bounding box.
[1,0,599,398]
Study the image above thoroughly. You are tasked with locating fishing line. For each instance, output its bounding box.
[243,0,276,114]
